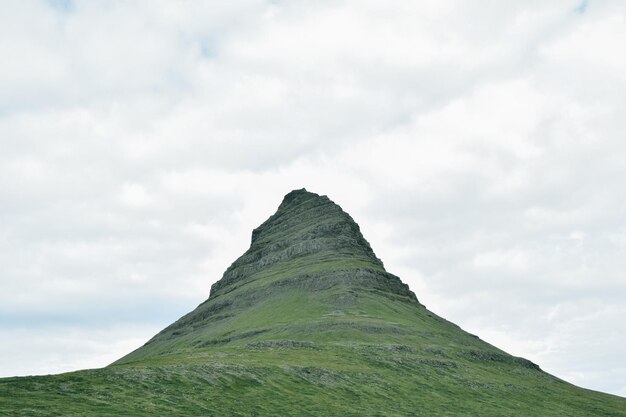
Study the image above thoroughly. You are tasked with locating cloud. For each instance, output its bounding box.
[1,0,625,397]
[0,324,160,376]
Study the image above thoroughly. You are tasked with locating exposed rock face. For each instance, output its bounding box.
[211,188,387,297]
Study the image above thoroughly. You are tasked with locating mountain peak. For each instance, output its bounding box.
[115,189,417,363]
[278,187,319,207]
[226,188,386,297]
[247,188,374,254]
[251,188,329,244]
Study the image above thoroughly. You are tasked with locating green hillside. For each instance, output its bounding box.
[1,189,625,416]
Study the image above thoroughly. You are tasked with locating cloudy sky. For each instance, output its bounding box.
[1,0,625,397]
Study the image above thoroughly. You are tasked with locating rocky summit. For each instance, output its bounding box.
[116,188,417,365]
[2,189,625,416]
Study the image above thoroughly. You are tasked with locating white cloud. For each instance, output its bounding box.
[0,0,625,398]
[473,248,529,272]
[0,324,161,376]
[118,183,155,208]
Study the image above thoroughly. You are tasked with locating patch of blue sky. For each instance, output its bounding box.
[48,0,74,13]
[575,0,589,14]
[200,40,215,58]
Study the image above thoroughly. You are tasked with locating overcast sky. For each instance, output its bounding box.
[1,0,625,397]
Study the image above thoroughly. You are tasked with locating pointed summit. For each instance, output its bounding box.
[116,189,416,364]
[251,189,377,259]
[275,187,318,211]
[221,188,386,298]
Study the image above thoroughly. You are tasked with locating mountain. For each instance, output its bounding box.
[1,188,625,416]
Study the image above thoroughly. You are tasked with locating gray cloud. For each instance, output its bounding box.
[1,0,625,397]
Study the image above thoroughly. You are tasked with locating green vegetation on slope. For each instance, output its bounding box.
[2,189,625,416]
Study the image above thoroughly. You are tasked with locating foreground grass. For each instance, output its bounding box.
[2,343,625,416]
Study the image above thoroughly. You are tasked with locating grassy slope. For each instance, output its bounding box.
[2,280,625,416]
[2,190,625,416]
